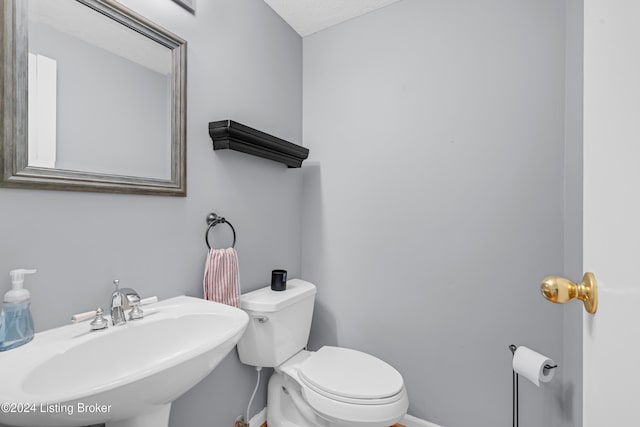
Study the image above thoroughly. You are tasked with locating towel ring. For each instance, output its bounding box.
[205,213,236,249]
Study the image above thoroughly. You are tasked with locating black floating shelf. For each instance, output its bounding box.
[208,120,309,168]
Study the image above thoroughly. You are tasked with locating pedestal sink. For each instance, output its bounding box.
[0,296,249,427]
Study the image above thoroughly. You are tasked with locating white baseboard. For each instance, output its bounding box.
[404,413,443,427]
[249,407,266,427]
[248,408,440,427]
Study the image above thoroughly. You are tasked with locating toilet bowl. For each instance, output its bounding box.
[237,279,408,427]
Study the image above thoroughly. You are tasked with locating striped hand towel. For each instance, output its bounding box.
[203,247,240,307]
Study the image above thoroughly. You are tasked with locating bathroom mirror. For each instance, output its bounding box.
[1,0,187,195]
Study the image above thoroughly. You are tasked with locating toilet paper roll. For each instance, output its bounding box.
[512,346,555,386]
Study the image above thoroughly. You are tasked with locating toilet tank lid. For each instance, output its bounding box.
[240,279,316,312]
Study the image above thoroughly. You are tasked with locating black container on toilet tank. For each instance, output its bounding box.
[271,270,287,291]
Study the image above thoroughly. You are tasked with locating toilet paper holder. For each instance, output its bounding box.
[508,345,558,427]
[509,345,557,371]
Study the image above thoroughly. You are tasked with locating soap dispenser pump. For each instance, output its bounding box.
[0,269,36,351]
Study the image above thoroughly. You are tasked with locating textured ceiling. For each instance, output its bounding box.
[263,0,404,37]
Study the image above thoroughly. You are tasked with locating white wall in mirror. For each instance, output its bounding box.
[27,53,57,169]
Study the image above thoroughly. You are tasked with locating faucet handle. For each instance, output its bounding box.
[129,303,144,321]
[90,308,109,331]
[113,279,120,289]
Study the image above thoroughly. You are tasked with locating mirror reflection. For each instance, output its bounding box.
[28,0,172,179]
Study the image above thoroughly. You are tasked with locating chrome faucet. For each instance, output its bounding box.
[110,279,144,326]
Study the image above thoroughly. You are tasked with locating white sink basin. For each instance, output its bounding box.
[0,296,249,427]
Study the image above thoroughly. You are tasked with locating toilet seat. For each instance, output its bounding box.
[298,346,405,404]
[276,347,409,426]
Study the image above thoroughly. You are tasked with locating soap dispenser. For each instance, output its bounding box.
[0,269,36,351]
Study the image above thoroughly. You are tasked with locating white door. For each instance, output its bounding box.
[583,1,640,425]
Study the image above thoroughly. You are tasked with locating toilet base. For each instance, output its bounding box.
[267,372,328,427]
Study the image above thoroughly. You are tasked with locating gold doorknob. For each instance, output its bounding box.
[540,272,598,314]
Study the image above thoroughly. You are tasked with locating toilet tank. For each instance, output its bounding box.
[237,279,316,367]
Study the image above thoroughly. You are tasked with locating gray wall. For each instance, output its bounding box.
[30,22,171,179]
[0,0,301,425]
[301,1,567,426]
[562,0,584,425]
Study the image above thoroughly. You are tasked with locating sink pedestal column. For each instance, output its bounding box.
[106,404,171,427]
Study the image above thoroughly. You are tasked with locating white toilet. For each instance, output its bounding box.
[237,279,409,427]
